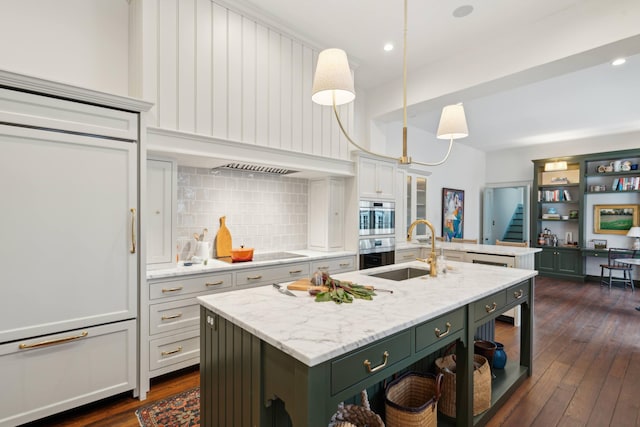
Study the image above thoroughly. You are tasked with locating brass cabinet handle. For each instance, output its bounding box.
[161,346,183,356]
[403,254,414,258]
[289,269,302,274]
[19,331,88,350]
[339,263,350,267]
[434,322,452,338]
[130,208,136,254]
[162,286,183,293]
[363,351,389,373]
[161,312,183,320]
[485,302,497,313]
[247,275,263,280]
[206,281,224,287]
[318,265,329,270]
[513,289,524,299]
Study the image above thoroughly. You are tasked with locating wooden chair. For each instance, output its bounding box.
[495,239,529,247]
[451,238,478,244]
[600,248,636,291]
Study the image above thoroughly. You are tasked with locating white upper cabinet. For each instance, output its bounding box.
[146,158,176,267]
[359,156,396,200]
[308,178,345,251]
[136,0,354,161]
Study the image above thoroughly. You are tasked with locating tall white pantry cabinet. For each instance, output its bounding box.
[0,71,152,427]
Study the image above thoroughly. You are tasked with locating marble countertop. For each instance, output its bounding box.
[147,250,356,280]
[197,260,537,366]
[397,240,542,256]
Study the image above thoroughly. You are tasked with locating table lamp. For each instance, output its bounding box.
[627,226,640,250]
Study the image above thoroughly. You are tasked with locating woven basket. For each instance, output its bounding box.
[435,354,491,418]
[328,390,385,427]
[384,372,442,427]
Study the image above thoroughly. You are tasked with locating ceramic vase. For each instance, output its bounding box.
[493,341,507,369]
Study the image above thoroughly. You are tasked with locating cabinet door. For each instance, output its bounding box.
[0,125,137,343]
[147,158,175,265]
[556,249,582,275]
[327,178,345,249]
[359,158,378,199]
[536,249,556,274]
[308,178,344,251]
[376,161,396,199]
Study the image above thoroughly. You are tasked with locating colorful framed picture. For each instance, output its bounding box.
[442,188,464,240]
[593,204,639,234]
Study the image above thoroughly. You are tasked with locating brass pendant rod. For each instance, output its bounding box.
[402,0,409,163]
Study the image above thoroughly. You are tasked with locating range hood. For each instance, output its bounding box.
[212,162,298,175]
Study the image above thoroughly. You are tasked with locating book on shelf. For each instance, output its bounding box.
[542,213,561,219]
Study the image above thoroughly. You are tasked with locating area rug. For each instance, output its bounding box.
[136,387,200,427]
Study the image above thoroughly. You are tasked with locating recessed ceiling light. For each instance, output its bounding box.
[611,58,626,66]
[453,5,474,18]
[383,43,394,52]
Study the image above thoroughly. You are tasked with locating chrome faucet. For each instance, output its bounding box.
[407,219,438,277]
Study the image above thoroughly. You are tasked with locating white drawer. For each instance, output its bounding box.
[311,256,356,275]
[396,249,421,262]
[0,320,136,427]
[235,262,310,287]
[149,272,233,300]
[149,298,200,335]
[444,250,465,262]
[149,329,200,371]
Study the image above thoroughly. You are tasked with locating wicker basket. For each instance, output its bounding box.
[328,390,385,427]
[435,354,491,418]
[384,372,442,427]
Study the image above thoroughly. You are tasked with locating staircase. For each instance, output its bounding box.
[502,204,525,242]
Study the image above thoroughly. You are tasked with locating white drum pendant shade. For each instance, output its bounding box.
[437,104,469,140]
[311,48,356,106]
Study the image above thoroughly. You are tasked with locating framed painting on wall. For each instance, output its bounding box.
[593,204,639,234]
[442,188,464,240]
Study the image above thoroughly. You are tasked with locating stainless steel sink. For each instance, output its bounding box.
[367,267,429,281]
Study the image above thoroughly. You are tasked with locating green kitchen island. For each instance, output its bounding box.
[198,260,536,427]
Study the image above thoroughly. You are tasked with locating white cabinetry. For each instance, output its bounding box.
[406,173,428,237]
[359,157,396,200]
[311,255,357,275]
[308,177,345,251]
[0,77,149,426]
[147,157,177,267]
[395,247,422,263]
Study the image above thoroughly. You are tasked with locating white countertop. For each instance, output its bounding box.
[147,250,356,280]
[197,260,537,367]
[397,241,542,256]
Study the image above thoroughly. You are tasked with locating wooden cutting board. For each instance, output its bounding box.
[215,216,232,258]
[287,278,328,292]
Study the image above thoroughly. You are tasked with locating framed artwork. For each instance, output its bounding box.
[442,188,464,240]
[593,204,639,234]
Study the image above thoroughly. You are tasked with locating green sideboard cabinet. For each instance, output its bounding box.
[535,247,583,279]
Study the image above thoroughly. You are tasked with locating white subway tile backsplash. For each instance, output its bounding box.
[176,166,308,259]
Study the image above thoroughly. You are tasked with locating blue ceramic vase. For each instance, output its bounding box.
[493,342,507,369]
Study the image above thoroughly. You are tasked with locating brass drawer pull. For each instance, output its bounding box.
[339,263,350,267]
[247,275,263,280]
[289,269,302,274]
[434,322,452,338]
[162,286,183,293]
[403,254,414,258]
[485,302,497,313]
[161,346,183,356]
[206,281,224,286]
[318,265,329,270]
[364,351,389,373]
[19,331,88,350]
[513,289,524,299]
[161,312,183,320]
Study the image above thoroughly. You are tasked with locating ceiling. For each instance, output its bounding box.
[235,0,640,152]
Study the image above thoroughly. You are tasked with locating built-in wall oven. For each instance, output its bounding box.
[359,201,395,236]
[359,237,395,270]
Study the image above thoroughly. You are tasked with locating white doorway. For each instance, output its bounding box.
[483,183,531,245]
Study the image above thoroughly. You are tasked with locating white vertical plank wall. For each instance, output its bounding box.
[150,0,354,161]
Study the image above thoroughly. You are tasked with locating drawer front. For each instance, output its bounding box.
[331,331,411,395]
[149,298,200,335]
[474,291,508,322]
[0,320,136,427]
[396,249,420,263]
[444,250,465,262]
[311,256,356,274]
[235,262,310,287]
[506,281,530,305]
[415,307,465,352]
[149,272,233,300]
[149,329,200,371]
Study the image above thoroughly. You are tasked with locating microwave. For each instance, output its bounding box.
[359,200,395,236]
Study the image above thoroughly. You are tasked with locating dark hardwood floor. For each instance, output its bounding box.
[20,276,640,427]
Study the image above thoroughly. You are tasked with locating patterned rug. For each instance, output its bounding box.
[136,387,200,427]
